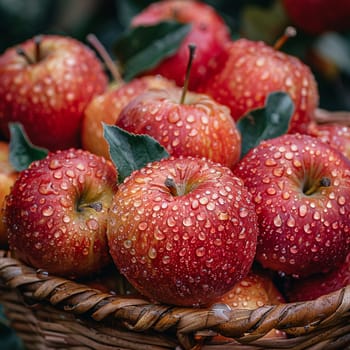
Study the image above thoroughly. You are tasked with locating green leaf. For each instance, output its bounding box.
[9,123,49,171]
[237,92,294,158]
[103,124,169,183]
[114,21,191,81]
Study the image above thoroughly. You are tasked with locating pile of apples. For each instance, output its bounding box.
[1,0,350,329]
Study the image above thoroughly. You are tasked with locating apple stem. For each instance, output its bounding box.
[165,177,179,196]
[304,177,331,196]
[180,44,196,104]
[274,26,297,51]
[86,33,123,84]
[34,35,42,62]
[16,47,34,65]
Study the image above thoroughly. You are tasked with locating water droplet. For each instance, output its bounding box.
[191,199,199,209]
[214,238,222,246]
[39,182,56,195]
[148,247,157,259]
[299,205,307,217]
[183,217,193,227]
[42,205,54,217]
[239,208,249,218]
[162,255,170,264]
[166,216,176,227]
[266,187,276,195]
[154,228,165,240]
[199,197,209,205]
[338,196,346,205]
[49,159,62,170]
[206,202,215,211]
[196,247,205,257]
[290,245,298,254]
[273,214,283,227]
[168,112,180,123]
[282,191,290,200]
[124,240,132,249]
[179,248,187,256]
[87,219,98,230]
[265,159,277,167]
[303,223,312,234]
[82,247,89,256]
[286,216,296,228]
[63,215,71,223]
[138,222,148,231]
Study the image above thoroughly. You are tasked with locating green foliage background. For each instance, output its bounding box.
[0,0,349,348]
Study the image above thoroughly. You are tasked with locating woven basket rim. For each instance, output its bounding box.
[1,249,350,349]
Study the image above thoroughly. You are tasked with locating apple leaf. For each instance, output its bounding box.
[237,91,294,158]
[103,124,169,183]
[9,122,49,171]
[114,21,191,81]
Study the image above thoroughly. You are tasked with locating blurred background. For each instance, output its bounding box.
[1,0,350,111]
[0,0,349,348]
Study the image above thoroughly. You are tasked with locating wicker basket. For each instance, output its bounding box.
[1,249,350,350]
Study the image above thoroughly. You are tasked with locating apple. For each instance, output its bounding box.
[107,156,259,306]
[81,75,176,160]
[5,148,118,278]
[116,86,241,169]
[287,252,350,302]
[282,0,350,35]
[307,122,350,159]
[0,35,108,151]
[196,38,319,134]
[130,0,231,90]
[0,141,18,247]
[234,133,350,277]
[211,270,286,341]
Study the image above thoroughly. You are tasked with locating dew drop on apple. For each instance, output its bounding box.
[298,204,307,217]
[87,219,98,230]
[290,245,298,254]
[148,247,157,259]
[62,215,71,223]
[286,216,296,228]
[42,205,54,217]
[273,214,283,227]
[154,228,165,241]
[195,247,205,257]
[239,207,249,218]
[138,222,148,231]
[122,238,131,249]
[338,196,346,205]
[166,216,176,227]
[179,248,187,257]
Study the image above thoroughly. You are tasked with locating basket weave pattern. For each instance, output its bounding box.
[1,250,350,349]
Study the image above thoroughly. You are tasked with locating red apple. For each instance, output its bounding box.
[211,270,286,341]
[234,133,350,277]
[0,35,108,150]
[130,0,231,90]
[196,38,319,134]
[5,148,118,278]
[107,156,258,306]
[287,252,350,302]
[81,75,176,160]
[0,141,18,247]
[116,87,241,169]
[282,0,350,35]
[307,122,350,159]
